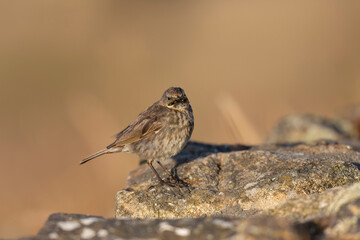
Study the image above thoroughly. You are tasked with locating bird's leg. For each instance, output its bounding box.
[147,159,186,194]
[156,160,178,182]
[147,158,167,185]
[156,160,189,195]
[156,160,188,188]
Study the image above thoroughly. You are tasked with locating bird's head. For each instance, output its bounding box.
[160,87,190,110]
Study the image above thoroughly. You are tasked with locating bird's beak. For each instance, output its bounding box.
[177,97,188,103]
[179,97,187,102]
[168,96,188,107]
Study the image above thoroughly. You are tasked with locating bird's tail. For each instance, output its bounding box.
[80,148,110,165]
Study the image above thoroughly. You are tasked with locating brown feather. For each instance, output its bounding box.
[107,104,164,149]
[80,148,110,164]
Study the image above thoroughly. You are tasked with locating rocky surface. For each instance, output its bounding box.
[14,121,360,239]
[27,213,309,240]
[116,141,360,219]
[268,181,360,239]
[26,181,360,239]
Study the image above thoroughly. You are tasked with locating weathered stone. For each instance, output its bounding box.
[20,182,360,240]
[116,141,360,219]
[314,182,360,239]
[266,114,358,144]
[31,213,309,240]
[267,181,360,239]
[14,140,360,240]
[265,184,343,222]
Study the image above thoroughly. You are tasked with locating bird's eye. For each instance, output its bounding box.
[167,97,171,100]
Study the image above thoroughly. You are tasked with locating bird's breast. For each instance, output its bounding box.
[129,110,194,159]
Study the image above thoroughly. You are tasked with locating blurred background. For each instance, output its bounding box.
[1,1,360,238]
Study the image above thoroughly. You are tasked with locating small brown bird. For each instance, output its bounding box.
[81,87,194,185]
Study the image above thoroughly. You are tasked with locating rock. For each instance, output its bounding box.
[320,182,360,239]
[27,180,360,240]
[265,183,343,222]
[31,213,309,240]
[267,181,360,239]
[266,114,358,144]
[116,141,360,219]
[16,141,360,240]
[132,141,251,183]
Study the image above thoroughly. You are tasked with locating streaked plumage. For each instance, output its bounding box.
[81,87,194,185]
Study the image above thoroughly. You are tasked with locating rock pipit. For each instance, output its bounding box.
[81,87,194,186]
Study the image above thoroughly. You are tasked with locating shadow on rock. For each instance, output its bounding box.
[171,141,251,177]
[131,141,251,187]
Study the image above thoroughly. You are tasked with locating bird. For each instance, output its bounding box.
[81,87,194,186]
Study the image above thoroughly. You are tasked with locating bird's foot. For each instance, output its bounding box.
[169,177,189,187]
[156,160,189,187]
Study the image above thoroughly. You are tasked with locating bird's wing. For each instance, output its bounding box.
[107,112,163,149]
